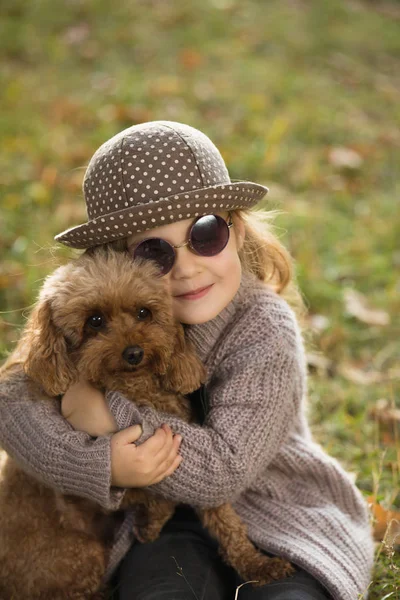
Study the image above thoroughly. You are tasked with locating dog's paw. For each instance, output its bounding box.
[133,525,161,544]
[132,525,148,544]
[250,558,295,587]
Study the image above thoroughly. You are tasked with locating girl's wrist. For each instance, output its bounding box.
[106,391,138,429]
[106,391,157,442]
[62,381,117,436]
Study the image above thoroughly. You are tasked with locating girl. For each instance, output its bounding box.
[0,121,374,600]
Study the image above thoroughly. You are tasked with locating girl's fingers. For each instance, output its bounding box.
[153,438,182,478]
[113,423,182,483]
[151,424,173,456]
[154,425,182,466]
[137,425,169,453]
[142,425,179,463]
[150,455,183,485]
[112,424,143,446]
[161,454,183,480]
[172,433,182,451]
[153,431,182,469]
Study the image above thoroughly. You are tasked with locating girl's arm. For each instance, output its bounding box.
[107,309,305,508]
[0,371,121,508]
[61,380,118,436]
[0,371,181,507]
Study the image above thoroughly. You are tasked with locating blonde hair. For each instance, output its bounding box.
[232,209,308,327]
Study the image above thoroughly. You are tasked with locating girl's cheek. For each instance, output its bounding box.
[162,275,172,291]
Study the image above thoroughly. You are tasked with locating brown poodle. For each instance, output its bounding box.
[0,248,293,599]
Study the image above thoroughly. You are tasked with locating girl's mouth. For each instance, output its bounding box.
[175,285,213,301]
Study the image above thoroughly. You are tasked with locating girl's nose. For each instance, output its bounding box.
[172,245,203,278]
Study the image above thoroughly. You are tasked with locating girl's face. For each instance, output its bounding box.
[127,213,245,325]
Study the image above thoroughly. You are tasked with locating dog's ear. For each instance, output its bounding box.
[23,300,77,397]
[162,325,206,395]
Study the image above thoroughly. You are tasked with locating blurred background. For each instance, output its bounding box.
[0,0,399,595]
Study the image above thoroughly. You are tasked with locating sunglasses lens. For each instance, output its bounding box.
[190,215,230,256]
[133,239,175,276]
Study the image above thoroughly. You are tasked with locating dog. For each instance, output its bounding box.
[0,248,294,599]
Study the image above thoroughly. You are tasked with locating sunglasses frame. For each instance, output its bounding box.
[131,212,233,275]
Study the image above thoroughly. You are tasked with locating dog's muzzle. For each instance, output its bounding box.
[122,345,144,366]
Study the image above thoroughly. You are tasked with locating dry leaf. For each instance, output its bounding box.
[337,364,386,385]
[103,105,153,125]
[40,166,58,188]
[343,288,390,326]
[369,398,400,446]
[329,146,363,170]
[179,49,204,70]
[54,197,87,226]
[306,352,334,377]
[63,23,90,46]
[368,497,400,544]
[150,77,181,96]
[308,314,331,332]
[370,398,400,426]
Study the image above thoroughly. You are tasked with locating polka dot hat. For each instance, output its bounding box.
[55,120,269,249]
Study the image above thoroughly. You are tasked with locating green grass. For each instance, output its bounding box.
[1,0,399,596]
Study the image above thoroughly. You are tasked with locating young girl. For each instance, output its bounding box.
[0,121,374,600]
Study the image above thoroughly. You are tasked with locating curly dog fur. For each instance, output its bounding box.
[0,248,293,599]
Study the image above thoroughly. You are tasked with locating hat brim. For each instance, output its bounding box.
[55,181,268,249]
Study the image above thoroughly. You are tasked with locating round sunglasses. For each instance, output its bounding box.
[130,213,233,276]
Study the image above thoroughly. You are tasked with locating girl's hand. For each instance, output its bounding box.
[111,423,182,488]
[62,380,117,436]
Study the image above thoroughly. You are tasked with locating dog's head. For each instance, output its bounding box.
[21,248,205,397]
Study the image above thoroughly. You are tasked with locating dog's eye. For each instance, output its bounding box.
[86,313,105,330]
[137,307,152,321]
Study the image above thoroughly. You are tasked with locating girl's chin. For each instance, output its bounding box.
[175,306,221,325]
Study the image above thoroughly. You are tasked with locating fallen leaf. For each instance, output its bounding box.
[179,49,204,70]
[63,23,90,46]
[368,497,400,545]
[40,166,58,188]
[112,105,152,125]
[370,398,400,426]
[306,352,334,377]
[308,314,331,332]
[150,77,181,96]
[369,398,400,446]
[319,326,348,354]
[343,288,390,326]
[54,198,87,226]
[329,146,363,170]
[337,364,387,385]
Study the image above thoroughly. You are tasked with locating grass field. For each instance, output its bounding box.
[1,0,399,597]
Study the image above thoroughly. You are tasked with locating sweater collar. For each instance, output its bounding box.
[184,271,260,363]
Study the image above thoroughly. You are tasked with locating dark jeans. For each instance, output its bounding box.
[110,506,331,600]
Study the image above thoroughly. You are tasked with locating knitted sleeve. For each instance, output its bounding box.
[107,303,305,508]
[0,372,124,510]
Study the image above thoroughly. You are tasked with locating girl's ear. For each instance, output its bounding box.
[162,325,206,395]
[24,300,77,397]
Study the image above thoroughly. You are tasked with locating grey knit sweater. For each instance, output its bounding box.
[0,273,374,600]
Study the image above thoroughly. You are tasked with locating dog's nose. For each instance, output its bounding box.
[122,345,144,366]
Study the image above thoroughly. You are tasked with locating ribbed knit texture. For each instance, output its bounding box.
[0,272,374,598]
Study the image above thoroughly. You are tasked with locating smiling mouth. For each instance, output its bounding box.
[176,285,213,298]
